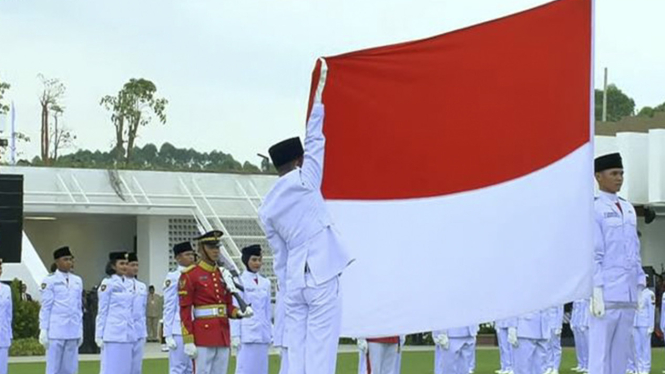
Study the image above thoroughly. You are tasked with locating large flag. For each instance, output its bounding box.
[308,0,594,337]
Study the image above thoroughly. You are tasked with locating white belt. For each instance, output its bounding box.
[193,305,227,318]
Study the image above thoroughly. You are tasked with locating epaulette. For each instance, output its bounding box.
[182,265,196,274]
[618,196,626,201]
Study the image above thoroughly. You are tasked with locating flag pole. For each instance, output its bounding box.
[10,101,16,165]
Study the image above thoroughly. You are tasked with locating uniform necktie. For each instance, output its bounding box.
[254,277,258,285]
[616,202,623,214]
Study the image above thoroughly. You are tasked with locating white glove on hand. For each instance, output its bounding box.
[232,336,241,350]
[507,327,518,347]
[39,329,49,349]
[554,328,562,336]
[357,338,368,352]
[237,306,254,318]
[184,343,198,359]
[78,338,84,348]
[95,338,104,349]
[165,336,177,350]
[648,327,654,334]
[314,58,328,103]
[435,334,450,350]
[591,287,605,318]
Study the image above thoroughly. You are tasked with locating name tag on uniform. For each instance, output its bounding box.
[199,275,209,282]
[604,212,620,218]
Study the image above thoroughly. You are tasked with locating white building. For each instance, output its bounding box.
[0,166,277,297]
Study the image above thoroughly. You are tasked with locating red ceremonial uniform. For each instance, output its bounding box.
[178,260,239,346]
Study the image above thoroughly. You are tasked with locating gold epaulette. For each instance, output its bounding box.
[182,265,196,274]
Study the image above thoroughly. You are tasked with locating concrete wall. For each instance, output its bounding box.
[136,216,171,290]
[23,215,137,289]
[639,216,665,274]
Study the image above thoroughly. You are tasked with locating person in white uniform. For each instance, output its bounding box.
[0,258,13,374]
[96,251,135,374]
[589,153,647,374]
[631,287,655,374]
[163,242,196,374]
[231,245,272,374]
[125,253,148,374]
[507,310,550,374]
[259,59,353,374]
[571,299,590,373]
[434,326,477,374]
[495,318,515,374]
[39,246,83,374]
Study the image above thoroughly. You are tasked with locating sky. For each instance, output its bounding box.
[1,0,664,164]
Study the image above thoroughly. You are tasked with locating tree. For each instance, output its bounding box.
[0,79,10,115]
[38,74,66,165]
[637,102,665,118]
[101,78,168,165]
[595,84,636,122]
[49,104,76,161]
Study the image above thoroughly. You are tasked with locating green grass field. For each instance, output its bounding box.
[8,348,665,374]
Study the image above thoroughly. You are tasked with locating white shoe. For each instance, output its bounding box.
[160,344,169,352]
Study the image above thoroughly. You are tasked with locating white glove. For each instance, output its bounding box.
[78,338,84,348]
[591,287,605,318]
[507,327,518,347]
[39,329,49,348]
[435,334,450,350]
[95,338,104,349]
[554,328,562,336]
[357,338,368,352]
[232,336,241,350]
[237,306,254,318]
[314,58,328,103]
[184,343,198,358]
[648,327,654,334]
[165,336,177,350]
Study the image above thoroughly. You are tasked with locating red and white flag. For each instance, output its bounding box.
[308,0,594,337]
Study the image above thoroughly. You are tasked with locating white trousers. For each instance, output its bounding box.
[196,346,230,374]
[279,348,289,374]
[589,307,635,374]
[235,343,270,374]
[0,347,8,374]
[632,327,651,374]
[46,339,79,374]
[572,327,589,370]
[434,338,475,374]
[497,327,514,372]
[513,338,548,374]
[285,274,341,374]
[131,338,146,374]
[169,335,194,374]
[101,342,133,374]
[546,331,562,371]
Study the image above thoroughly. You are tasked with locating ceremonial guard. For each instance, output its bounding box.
[571,299,590,373]
[178,230,253,374]
[39,246,83,374]
[357,336,401,374]
[434,326,478,374]
[164,242,196,374]
[0,258,12,374]
[589,153,646,374]
[259,58,353,374]
[96,251,135,374]
[231,245,272,374]
[495,318,514,374]
[630,287,655,374]
[545,305,564,374]
[126,253,148,374]
[507,310,549,374]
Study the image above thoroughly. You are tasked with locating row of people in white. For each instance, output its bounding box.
[0,259,12,374]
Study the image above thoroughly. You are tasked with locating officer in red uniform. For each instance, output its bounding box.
[179,230,254,374]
